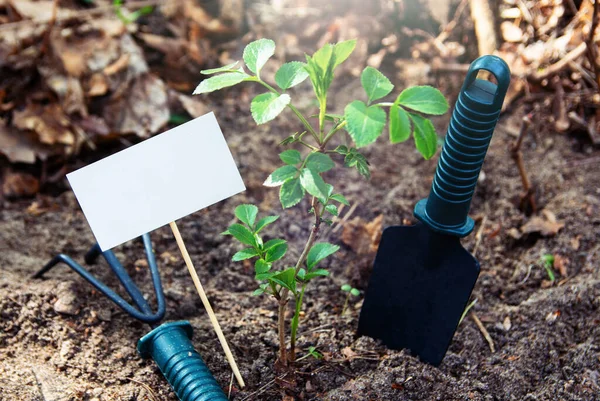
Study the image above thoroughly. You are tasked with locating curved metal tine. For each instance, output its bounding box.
[34,235,166,324]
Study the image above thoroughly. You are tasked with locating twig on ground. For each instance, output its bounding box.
[127,378,160,401]
[472,215,487,258]
[330,202,358,234]
[510,116,536,213]
[471,312,495,353]
[228,372,234,399]
[528,42,588,82]
[240,373,289,401]
[586,0,600,88]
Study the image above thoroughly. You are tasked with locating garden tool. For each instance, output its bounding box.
[357,55,510,366]
[34,234,228,401]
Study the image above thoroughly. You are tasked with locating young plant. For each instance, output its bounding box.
[195,38,449,365]
[340,284,360,316]
[540,254,556,282]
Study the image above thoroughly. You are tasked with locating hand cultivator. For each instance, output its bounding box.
[34,234,228,401]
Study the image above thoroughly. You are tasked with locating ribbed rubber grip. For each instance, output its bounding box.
[138,321,228,401]
[414,55,510,237]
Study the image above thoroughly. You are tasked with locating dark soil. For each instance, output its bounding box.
[2,3,600,401]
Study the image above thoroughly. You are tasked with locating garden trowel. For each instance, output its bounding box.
[357,55,510,366]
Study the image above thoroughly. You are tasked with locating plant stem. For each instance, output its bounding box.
[341,292,350,316]
[277,298,288,364]
[289,283,307,361]
[322,120,347,149]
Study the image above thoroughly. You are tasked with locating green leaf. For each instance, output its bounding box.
[232,248,259,261]
[263,238,286,251]
[312,43,334,74]
[251,287,265,296]
[304,269,330,280]
[265,242,288,262]
[325,204,338,216]
[280,178,305,208]
[275,62,309,90]
[193,72,250,94]
[200,61,240,75]
[330,193,349,206]
[305,153,335,173]
[307,242,340,270]
[243,38,275,77]
[397,86,449,115]
[333,39,356,68]
[361,67,393,103]
[297,268,306,280]
[255,215,279,232]
[350,288,360,297]
[251,92,291,125]
[389,100,412,144]
[409,113,438,160]
[341,284,351,292]
[264,165,298,187]
[235,204,258,228]
[344,100,386,148]
[334,145,349,155]
[270,268,296,292]
[299,168,329,204]
[256,271,277,281]
[279,149,302,165]
[255,259,271,274]
[227,224,257,247]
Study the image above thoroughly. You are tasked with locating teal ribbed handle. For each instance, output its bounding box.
[414,55,510,237]
[138,321,228,401]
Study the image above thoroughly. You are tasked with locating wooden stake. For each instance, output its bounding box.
[169,221,245,388]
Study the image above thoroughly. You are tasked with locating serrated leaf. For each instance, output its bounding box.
[409,113,438,160]
[361,67,394,103]
[256,271,276,281]
[235,204,258,228]
[333,39,356,68]
[304,269,330,280]
[243,38,275,77]
[350,288,360,296]
[227,224,257,247]
[344,100,386,148]
[307,242,340,270]
[232,248,259,261]
[264,165,298,187]
[305,153,335,173]
[200,61,240,75]
[299,168,329,204]
[334,145,349,155]
[341,284,351,292]
[390,100,411,144]
[279,149,302,165]
[251,92,291,125]
[330,193,349,206]
[193,72,250,94]
[280,178,305,208]
[264,238,286,251]
[270,268,296,292]
[255,259,271,274]
[255,216,279,232]
[397,86,449,115]
[265,242,288,262]
[325,204,338,216]
[275,62,309,90]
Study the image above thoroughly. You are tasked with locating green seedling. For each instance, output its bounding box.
[196,38,448,365]
[340,284,360,316]
[458,298,478,325]
[540,254,556,282]
[296,346,323,362]
[113,0,154,24]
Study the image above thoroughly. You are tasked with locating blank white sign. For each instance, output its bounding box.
[67,112,245,251]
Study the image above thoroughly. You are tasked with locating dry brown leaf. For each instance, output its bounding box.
[0,120,38,163]
[169,90,209,118]
[184,0,236,35]
[520,211,565,236]
[103,74,169,138]
[13,103,75,146]
[553,254,568,276]
[341,215,383,255]
[2,170,39,198]
[341,346,357,359]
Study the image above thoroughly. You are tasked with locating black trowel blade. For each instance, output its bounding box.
[357,223,480,366]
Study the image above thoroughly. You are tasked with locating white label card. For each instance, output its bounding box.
[67,112,245,251]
